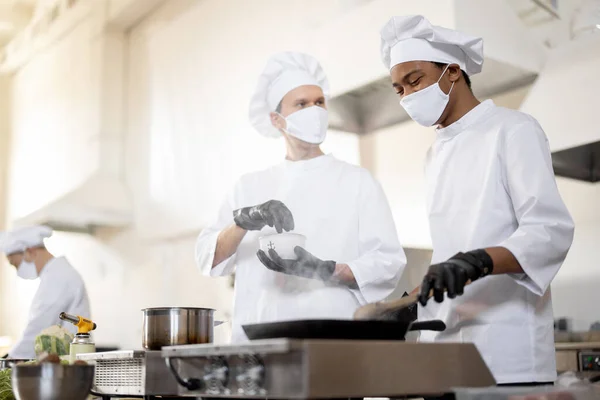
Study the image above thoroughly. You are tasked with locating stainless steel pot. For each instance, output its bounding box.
[142,307,217,350]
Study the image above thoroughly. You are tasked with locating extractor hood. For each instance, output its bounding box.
[12,173,132,233]
[552,141,600,183]
[308,0,545,134]
[520,34,600,182]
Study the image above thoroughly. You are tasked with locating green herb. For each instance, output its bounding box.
[0,369,15,400]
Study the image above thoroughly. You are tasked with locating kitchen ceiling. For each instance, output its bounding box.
[506,0,588,48]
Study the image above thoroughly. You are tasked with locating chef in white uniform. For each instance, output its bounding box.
[379,16,574,386]
[0,225,91,358]
[196,52,406,343]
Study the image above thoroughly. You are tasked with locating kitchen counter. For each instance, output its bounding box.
[556,342,600,350]
[555,331,600,343]
[555,336,600,375]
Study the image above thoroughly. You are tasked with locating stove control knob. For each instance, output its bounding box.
[236,354,266,395]
[203,356,230,394]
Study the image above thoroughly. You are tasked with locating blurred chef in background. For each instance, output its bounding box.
[379,15,574,387]
[0,225,91,358]
[196,52,407,342]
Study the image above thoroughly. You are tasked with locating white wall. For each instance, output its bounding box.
[551,182,600,331]
[361,122,435,250]
[0,76,13,351]
[7,17,99,221]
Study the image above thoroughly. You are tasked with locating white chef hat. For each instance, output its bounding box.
[249,52,330,138]
[0,232,26,255]
[9,225,53,250]
[380,15,484,76]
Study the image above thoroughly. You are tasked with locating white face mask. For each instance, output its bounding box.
[281,106,329,144]
[17,260,38,280]
[399,65,455,127]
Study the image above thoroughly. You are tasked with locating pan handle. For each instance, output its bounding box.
[408,320,446,332]
[165,357,204,391]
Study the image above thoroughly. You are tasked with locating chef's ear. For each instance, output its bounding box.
[270,112,286,131]
[447,64,462,83]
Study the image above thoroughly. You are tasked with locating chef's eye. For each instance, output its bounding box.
[296,101,306,108]
[396,88,404,96]
[410,78,421,86]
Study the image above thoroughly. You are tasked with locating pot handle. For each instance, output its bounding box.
[165,357,204,391]
[408,320,446,332]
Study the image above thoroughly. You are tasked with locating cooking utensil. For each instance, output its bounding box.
[0,359,32,370]
[12,363,94,400]
[142,307,220,350]
[242,319,445,341]
[354,292,420,320]
[354,280,473,320]
[59,313,97,362]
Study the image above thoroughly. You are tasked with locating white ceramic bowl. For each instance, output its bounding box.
[259,233,307,259]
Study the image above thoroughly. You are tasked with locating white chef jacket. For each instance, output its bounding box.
[196,154,406,342]
[9,257,91,358]
[419,100,574,384]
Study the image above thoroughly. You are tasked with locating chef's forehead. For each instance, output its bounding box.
[280,85,325,103]
[390,61,439,83]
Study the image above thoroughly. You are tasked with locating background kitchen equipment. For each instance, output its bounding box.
[76,350,180,399]
[11,363,94,400]
[242,319,446,341]
[142,307,223,350]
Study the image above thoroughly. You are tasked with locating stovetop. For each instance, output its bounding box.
[162,339,496,398]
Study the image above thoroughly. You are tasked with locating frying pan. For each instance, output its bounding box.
[242,319,446,341]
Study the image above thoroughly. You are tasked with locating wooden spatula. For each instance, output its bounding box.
[354,280,472,321]
[354,292,420,320]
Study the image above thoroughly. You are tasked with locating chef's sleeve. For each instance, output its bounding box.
[498,119,574,296]
[195,183,241,277]
[344,170,407,304]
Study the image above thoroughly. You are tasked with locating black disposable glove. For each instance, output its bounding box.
[256,247,336,281]
[233,200,294,234]
[418,249,493,306]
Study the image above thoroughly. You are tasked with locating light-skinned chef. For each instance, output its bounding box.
[379,16,574,387]
[0,225,91,358]
[196,52,407,343]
